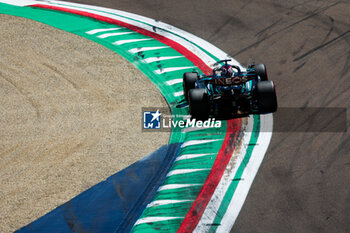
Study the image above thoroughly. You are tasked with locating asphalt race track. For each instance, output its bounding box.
[70,0,350,232]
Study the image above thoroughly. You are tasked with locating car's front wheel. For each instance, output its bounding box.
[254,63,268,81]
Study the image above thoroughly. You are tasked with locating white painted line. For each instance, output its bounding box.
[113,38,152,45]
[181,139,222,148]
[173,90,184,97]
[158,184,202,191]
[0,0,37,6]
[165,78,182,85]
[166,169,209,177]
[134,217,183,225]
[86,27,121,34]
[147,199,193,208]
[97,31,135,38]
[128,46,169,54]
[143,56,183,64]
[154,66,195,75]
[175,153,215,161]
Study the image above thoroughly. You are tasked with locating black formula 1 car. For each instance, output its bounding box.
[183,59,277,120]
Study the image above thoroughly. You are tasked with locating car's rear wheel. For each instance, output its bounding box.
[255,63,268,81]
[188,88,209,120]
[256,80,277,114]
[183,72,199,101]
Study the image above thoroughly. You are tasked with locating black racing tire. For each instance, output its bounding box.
[188,88,209,120]
[256,80,277,114]
[255,63,268,81]
[183,72,199,101]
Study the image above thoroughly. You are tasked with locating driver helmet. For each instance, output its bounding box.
[222,66,233,77]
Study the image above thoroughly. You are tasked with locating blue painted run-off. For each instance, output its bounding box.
[16,143,182,233]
